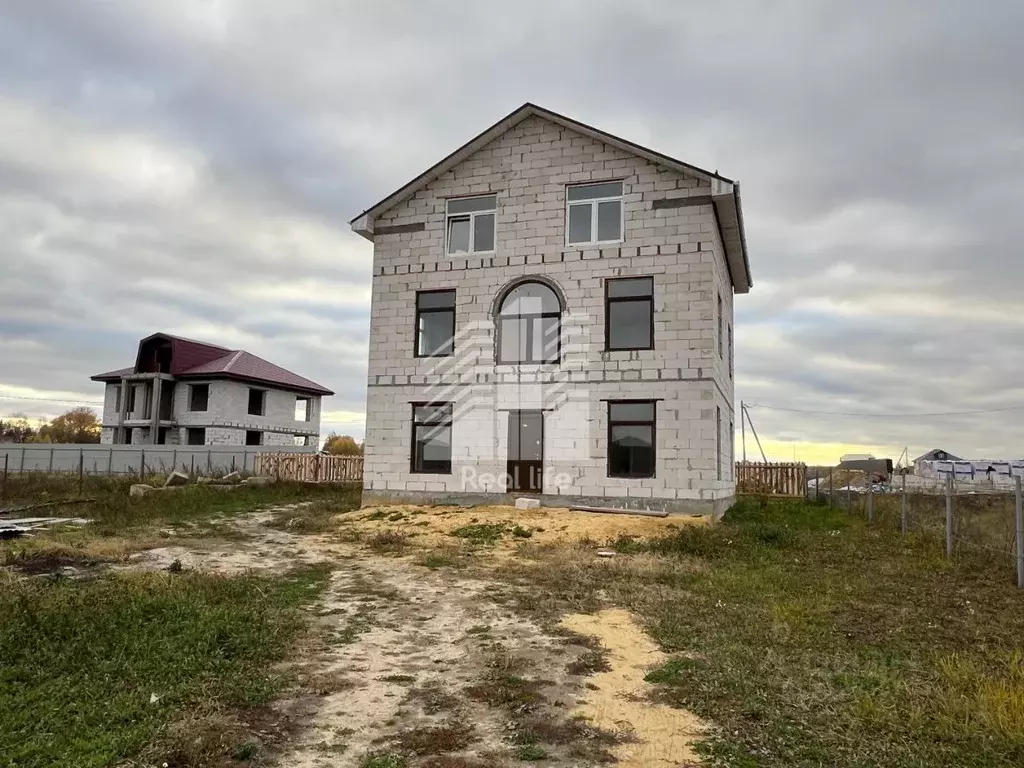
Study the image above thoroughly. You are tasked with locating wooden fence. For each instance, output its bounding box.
[253,453,363,484]
[736,461,807,497]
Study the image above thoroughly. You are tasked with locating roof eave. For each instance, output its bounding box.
[711,179,753,294]
[174,370,334,397]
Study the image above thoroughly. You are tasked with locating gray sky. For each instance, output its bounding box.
[2,1,1022,461]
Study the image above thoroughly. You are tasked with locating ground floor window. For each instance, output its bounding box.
[186,427,205,446]
[411,402,452,474]
[607,401,656,478]
[246,430,262,446]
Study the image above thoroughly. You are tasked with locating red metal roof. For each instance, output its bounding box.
[90,334,333,395]
[177,350,333,395]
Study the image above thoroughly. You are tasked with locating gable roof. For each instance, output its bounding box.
[91,333,333,396]
[913,448,963,463]
[350,102,752,292]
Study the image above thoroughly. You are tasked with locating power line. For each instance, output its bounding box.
[745,402,1024,418]
[0,394,103,406]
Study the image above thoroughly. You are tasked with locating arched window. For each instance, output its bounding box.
[497,281,561,364]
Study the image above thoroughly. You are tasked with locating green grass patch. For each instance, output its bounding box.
[500,498,1024,767]
[451,523,508,544]
[0,564,330,767]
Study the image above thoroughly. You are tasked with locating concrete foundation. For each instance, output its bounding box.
[361,489,734,520]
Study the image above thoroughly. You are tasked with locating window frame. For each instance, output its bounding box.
[189,383,209,412]
[245,430,262,446]
[247,388,266,416]
[717,292,724,358]
[496,281,561,366]
[728,323,733,378]
[605,276,654,351]
[607,399,657,479]
[445,195,496,255]
[565,181,624,246]
[295,396,311,422]
[410,401,453,475]
[414,289,456,358]
[186,427,205,446]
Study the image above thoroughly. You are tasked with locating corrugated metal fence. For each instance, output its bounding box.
[0,443,317,478]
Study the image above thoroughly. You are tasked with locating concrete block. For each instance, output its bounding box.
[164,471,190,487]
[515,497,541,510]
[130,484,154,498]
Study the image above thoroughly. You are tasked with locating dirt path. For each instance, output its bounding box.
[127,502,708,766]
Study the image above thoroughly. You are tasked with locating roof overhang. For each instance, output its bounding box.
[711,179,752,294]
[350,103,752,292]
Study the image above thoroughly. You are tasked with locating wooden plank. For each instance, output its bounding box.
[249,453,363,485]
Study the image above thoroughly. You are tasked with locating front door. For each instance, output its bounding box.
[507,410,543,492]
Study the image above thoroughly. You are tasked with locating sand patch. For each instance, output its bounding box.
[561,607,707,767]
[348,504,706,554]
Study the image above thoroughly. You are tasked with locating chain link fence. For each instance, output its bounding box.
[807,467,1024,588]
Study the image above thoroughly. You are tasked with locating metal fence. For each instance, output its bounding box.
[808,468,1024,589]
[0,443,317,479]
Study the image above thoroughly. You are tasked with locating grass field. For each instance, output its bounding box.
[498,498,1024,767]
[0,475,361,768]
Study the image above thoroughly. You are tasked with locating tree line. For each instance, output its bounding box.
[0,407,101,444]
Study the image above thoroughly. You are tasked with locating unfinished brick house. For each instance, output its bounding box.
[91,333,333,447]
[352,104,751,516]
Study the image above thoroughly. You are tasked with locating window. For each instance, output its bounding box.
[411,403,453,474]
[717,293,723,358]
[728,324,733,378]
[293,435,308,447]
[113,385,121,413]
[189,384,209,412]
[245,430,262,446]
[716,406,722,481]
[123,427,133,445]
[248,388,265,416]
[606,277,654,351]
[295,396,311,422]
[608,401,656,478]
[497,282,560,364]
[126,385,137,415]
[157,427,168,445]
[415,289,456,357]
[566,181,623,245]
[446,195,496,254]
[186,427,205,446]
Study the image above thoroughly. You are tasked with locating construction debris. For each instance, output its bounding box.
[0,517,91,539]
[164,471,190,487]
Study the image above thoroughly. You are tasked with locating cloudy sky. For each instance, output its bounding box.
[2,1,1022,463]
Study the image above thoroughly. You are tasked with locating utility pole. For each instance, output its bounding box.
[740,400,747,463]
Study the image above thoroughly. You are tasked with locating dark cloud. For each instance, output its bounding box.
[2,0,1023,456]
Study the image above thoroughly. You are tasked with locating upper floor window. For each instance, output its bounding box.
[189,384,209,412]
[567,181,623,245]
[728,324,733,378]
[446,195,496,254]
[415,289,456,357]
[606,277,653,351]
[497,282,560,364]
[717,292,724,358]
[248,388,266,416]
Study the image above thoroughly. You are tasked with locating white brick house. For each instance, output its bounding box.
[351,104,751,516]
[91,333,332,447]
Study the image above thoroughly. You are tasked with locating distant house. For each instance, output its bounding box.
[91,332,333,447]
[837,457,893,481]
[913,448,962,475]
